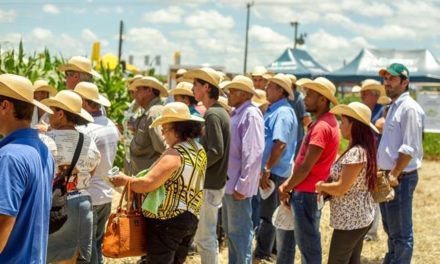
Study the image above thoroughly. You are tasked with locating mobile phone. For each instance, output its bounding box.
[108,166,120,176]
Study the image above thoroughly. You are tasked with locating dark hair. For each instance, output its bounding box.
[171,120,202,141]
[196,78,219,100]
[0,95,34,120]
[54,107,89,126]
[399,75,410,91]
[189,96,198,105]
[151,88,160,97]
[345,116,378,191]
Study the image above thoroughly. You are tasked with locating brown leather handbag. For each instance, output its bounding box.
[371,171,395,203]
[102,182,147,258]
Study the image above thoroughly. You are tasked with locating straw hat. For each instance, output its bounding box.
[41,90,94,123]
[74,82,111,107]
[351,85,361,93]
[360,79,385,96]
[150,102,204,128]
[296,78,312,87]
[124,74,143,85]
[252,89,269,107]
[267,73,294,100]
[378,95,391,105]
[176,69,187,76]
[129,76,168,97]
[58,56,102,79]
[33,80,57,97]
[183,67,221,88]
[330,102,379,133]
[0,74,53,114]
[169,82,194,97]
[218,96,232,113]
[223,75,258,96]
[219,80,231,90]
[286,74,297,85]
[301,77,338,106]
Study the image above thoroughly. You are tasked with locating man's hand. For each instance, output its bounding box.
[279,181,292,206]
[260,171,271,190]
[233,191,246,201]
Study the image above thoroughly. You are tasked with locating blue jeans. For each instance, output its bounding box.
[222,194,253,264]
[255,174,296,263]
[380,171,418,264]
[292,191,322,264]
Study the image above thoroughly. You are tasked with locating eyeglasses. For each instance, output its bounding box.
[65,71,77,77]
[161,127,173,134]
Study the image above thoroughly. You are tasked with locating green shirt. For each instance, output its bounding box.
[201,102,230,190]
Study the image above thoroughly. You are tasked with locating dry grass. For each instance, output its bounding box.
[105,160,440,264]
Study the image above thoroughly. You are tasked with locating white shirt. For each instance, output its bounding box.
[77,115,120,205]
[378,92,425,172]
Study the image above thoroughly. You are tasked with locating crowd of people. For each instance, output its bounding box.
[0,55,425,264]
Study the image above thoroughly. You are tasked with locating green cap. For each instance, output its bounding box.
[379,63,410,79]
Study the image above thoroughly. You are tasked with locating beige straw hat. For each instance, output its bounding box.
[33,80,57,97]
[286,74,297,85]
[360,79,385,96]
[150,102,204,128]
[58,56,102,79]
[74,82,111,107]
[377,95,391,105]
[296,78,312,87]
[0,74,53,114]
[183,67,221,88]
[218,96,232,113]
[330,102,379,133]
[168,82,194,97]
[252,89,269,107]
[301,77,338,106]
[223,75,258,96]
[128,76,169,97]
[268,73,294,100]
[124,74,143,85]
[41,90,94,123]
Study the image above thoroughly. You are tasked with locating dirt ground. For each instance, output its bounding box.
[105,160,440,264]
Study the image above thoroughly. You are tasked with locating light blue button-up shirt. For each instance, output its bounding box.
[262,98,298,178]
[378,92,425,171]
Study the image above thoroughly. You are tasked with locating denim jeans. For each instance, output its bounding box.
[222,194,253,264]
[251,194,261,232]
[380,171,418,264]
[194,188,225,264]
[255,174,296,263]
[292,191,322,264]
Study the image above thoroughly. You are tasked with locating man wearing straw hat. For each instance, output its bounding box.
[169,81,201,117]
[74,82,120,264]
[58,56,102,90]
[279,77,340,264]
[0,74,55,263]
[222,75,264,264]
[184,67,230,264]
[378,63,424,264]
[127,76,168,176]
[250,66,271,90]
[31,79,57,130]
[255,73,298,263]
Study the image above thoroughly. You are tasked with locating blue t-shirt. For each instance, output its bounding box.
[0,128,54,263]
[262,98,298,178]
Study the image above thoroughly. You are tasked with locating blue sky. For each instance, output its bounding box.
[1,0,439,75]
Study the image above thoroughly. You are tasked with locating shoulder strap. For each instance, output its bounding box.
[65,132,84,182]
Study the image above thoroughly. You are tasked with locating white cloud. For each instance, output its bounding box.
[42,4,60,15]
[31,28,54,41]
[185,10,234,29]
[0,9,16,23]
[82,29,98,42]
[143,7,184,24]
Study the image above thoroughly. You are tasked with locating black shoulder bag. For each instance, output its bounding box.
[49,132,84,234]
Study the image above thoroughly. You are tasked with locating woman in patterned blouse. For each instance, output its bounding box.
[315,102,378,264]
[112,102,207,264]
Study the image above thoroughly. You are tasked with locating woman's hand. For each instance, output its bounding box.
[315,181,325,194]
[111,173,131,187]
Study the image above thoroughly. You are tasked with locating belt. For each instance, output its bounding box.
[381,169,417,176]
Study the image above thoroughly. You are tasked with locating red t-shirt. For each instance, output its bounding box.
[294,112,340,193]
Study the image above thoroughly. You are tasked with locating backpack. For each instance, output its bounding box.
[49,133,84,234]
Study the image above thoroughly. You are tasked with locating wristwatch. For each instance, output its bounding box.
[263,167,271,174]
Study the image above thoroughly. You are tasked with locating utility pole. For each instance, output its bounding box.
[243,2,254,74]
[117,20,124,63]
[290,21,299,49]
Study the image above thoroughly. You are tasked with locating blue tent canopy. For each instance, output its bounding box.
[326,48,440,83]
[267,48,329,78]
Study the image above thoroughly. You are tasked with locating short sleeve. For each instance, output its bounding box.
[308,122,329,149]
[272,109,295,144]
[0,154,25,217]
[341,146,366,165]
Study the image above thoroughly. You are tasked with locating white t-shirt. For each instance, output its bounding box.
[41,129,101,198]
[77,115,120,205]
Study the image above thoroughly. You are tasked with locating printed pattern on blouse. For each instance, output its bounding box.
[143,139,207,220]
[329,145,375,230]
